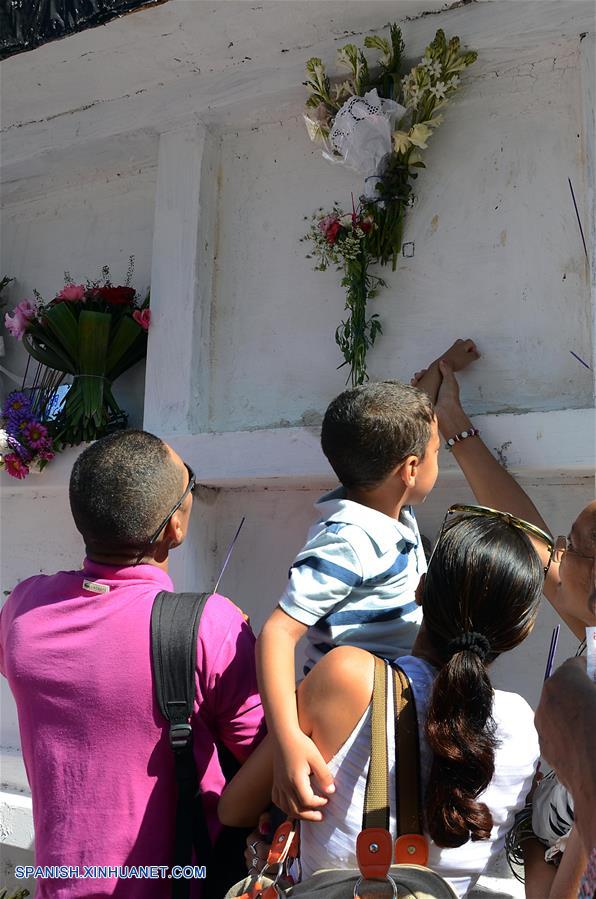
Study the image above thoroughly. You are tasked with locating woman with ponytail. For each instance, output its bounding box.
[220,509,546,896]
[420,513,543,853]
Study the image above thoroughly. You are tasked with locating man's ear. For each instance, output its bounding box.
[165,510,186,550]
[397,455,419,489]
[415,573,426,606]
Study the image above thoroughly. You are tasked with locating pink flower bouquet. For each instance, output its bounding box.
[4,260,150,447]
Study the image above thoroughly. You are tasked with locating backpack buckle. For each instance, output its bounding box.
[169,722,192,750]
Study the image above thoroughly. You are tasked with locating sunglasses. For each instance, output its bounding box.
[551,535,594,565]
[146,463,197,546]
[429,503,555,577]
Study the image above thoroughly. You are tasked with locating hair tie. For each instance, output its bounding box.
[447,631,491,662]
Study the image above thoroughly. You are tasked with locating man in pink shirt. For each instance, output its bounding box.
[0,430,265,898]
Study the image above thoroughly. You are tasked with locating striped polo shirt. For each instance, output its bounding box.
[279,487,425,674]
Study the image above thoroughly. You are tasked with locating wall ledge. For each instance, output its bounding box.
[2,407,592,493]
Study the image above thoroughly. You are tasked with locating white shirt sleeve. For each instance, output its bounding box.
[278,529,364,627]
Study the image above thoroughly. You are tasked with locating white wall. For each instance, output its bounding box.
[209,40,592,433]
[0,1,594,893]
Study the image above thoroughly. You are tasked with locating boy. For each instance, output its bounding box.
[256,339,479,819]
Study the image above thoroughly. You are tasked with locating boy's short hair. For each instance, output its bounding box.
[321,381,435,488]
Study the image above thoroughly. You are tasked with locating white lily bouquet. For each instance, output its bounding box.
[303,26,477,385]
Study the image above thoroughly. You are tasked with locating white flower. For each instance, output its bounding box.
[429,82,447,100]
[409,123,432,149]
[392,131,412,153]
[303,114,329,143]
[446,75,460,90]
[420,58,442,77]
[0,428,9,453]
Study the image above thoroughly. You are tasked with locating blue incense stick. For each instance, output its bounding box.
[543,624,560,681]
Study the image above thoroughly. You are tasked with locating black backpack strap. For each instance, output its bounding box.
[151,590,210,899]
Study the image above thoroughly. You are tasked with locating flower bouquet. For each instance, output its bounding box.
[4,260,150,448]
[304,204,385,386]
[303,25,477,385]
[0,391,56,478]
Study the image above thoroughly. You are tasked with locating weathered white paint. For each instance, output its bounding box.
[209,43,592,431]
[144,126,208,434]
[1,1,595,893]
[168,407,595,487]
[2,2,595,179]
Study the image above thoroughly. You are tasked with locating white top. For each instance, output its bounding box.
[278,488,425,674]
[297,656,539,897]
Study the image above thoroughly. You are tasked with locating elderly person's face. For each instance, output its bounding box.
[556,500,596,627]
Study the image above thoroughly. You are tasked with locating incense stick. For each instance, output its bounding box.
[569,350,592,370]
[213,517,246,595]
[543,624,560,681]
[568,177,589,261]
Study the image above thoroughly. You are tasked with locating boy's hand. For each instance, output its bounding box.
[272,730,335,821]
[409,338,479,404]
[440,338,480,372]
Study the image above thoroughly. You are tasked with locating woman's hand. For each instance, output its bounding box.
[244,813,272,874]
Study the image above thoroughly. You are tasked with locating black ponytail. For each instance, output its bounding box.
[422,515,543,847]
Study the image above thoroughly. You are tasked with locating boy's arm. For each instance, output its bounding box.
[413,338,480,403]
[434,362,585,638]
[256,607,334,820]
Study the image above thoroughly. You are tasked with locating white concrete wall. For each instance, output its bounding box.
[209,41,592,432]
[0,1,595,894]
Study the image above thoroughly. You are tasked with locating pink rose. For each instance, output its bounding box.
[132,309,151,331]
[4,300,36,340]
[57,284,86,302]
[318,214,339,234]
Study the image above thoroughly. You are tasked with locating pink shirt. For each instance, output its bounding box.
[0,560,265,898]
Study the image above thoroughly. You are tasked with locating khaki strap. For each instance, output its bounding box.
[393,664,422,835]
[362,656,390,830]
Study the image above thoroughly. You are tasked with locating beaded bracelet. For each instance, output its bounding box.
[444,427,480,450]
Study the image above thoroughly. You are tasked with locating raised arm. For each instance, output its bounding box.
[434,362,585,639]
[414,338,480,404]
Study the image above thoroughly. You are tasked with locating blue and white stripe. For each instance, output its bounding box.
[278,487,425,672]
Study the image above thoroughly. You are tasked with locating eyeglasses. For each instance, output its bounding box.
[146,463,196,546]
[552,535,595,565]
[429,503,555,577]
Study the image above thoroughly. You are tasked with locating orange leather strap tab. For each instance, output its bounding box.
[395,832,429,866]
[356,827,393,880]
[266,820,295,866]
[236,885,262,899]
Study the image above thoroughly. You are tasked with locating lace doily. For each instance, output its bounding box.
[326,89,407,196]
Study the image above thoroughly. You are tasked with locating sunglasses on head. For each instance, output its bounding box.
[428,503,555,577]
